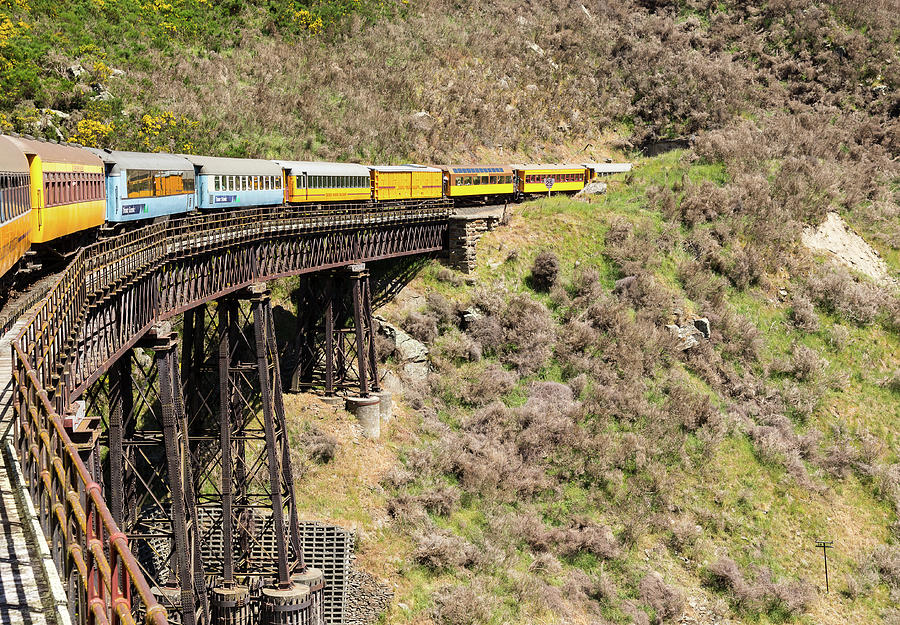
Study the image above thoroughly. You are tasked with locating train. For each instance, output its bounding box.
[0,133,629,295]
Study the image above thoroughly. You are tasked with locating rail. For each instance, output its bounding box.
[9,201,450,625]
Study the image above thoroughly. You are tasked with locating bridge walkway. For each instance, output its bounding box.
[0,313,58,625]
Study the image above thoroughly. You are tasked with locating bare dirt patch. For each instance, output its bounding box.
[802,213,897,288]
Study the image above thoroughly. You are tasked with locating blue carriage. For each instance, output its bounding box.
[181,155,284,210]
[86,149,196,223]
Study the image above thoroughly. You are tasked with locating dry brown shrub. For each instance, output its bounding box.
[678,260,728,309]
[467,314,504,352]
[461,401,515,439]
[622,600,651,625]
[638,571,684,622]
[678,180,732,227]
[781,381,823,423]
[435,267,463,286]
[706,557,748,595]
[374,333,396,361]
[416,484,462,517]
[528,552,562,577]
[828,324,851,351]
[789,344,826,382]
[413,530,480,571]
[460,363,518,406]
[530,250,560,292]
[665,384,721,432]
[789,294,820,332]
[298,425,337,464]
[426,292,458,328]
[807,263,885,326]
[705,557,816,616]
[380,465,414,489]
[431,582,493,625]
[873,545,900,589]
[386,495,429,527]
[667,516,702,553]
[435,329,482,363]
[570,265,603,301]
[468,294,555,375]
[402,310,438,345]
[515,382,583,462]
[553,518,621,560]
[439,432,551,500]
[616,273,673,324]
[772,579,817,617]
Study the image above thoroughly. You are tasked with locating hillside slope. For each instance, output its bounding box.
[1,1,897,163]
[283,151,899,625]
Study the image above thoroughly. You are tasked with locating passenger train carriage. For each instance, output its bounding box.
[441,165,515,201]
[369,165,442,202]
[277,161,370,204]
[184,155,283,210]
[0,136,32,280]
[583,162,633,179]
[0,132,630,301]
[86,149,195,223]
[512,163,587,195]
[8,136,105,244]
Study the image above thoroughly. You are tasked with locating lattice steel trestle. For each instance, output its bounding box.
[86,284,329,625]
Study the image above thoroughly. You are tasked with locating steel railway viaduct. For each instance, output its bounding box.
[0,202,497,625]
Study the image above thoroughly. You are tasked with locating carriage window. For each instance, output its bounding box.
[214,176,220,191]
[127,170,153,198]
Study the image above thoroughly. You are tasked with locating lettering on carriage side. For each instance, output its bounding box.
[213,195,237,204]
[122,203,146,216]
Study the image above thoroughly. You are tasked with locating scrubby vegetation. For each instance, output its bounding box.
[9,0,897,623]
[1,0,897,163]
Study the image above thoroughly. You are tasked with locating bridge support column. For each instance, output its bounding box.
[107,352,133,528]
[145,323,209,625]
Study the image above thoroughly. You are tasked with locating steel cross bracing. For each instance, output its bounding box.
[289,266,379,398]
[9,201,450,625]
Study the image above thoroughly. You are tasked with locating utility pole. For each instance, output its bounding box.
[815,540,834,592]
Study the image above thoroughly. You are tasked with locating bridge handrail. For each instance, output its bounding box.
[12,340,168,625]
